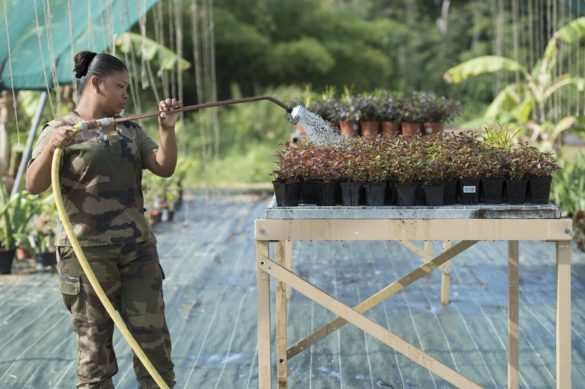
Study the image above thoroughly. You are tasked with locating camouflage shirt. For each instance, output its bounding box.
[31,112,158,246]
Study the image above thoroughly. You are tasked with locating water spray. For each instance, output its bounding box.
[51,95,331,388]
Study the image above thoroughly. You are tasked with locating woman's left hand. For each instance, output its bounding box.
[158,98,182,130]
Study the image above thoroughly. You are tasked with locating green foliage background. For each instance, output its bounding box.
[6,0,584,187]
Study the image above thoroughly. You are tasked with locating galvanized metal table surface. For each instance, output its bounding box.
[254,201,573,389]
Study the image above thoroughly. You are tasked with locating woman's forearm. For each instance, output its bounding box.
[153,126,177,178]
[25,148,54,194]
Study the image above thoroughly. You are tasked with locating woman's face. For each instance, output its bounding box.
[96,70,130,115]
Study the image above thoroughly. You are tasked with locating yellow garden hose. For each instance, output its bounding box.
[51,120,169,389]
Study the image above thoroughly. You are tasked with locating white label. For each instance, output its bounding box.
[463,185,477,194]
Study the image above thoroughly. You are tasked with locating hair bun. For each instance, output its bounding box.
[73,51,97,78]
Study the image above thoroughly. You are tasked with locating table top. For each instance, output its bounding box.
[264,197,562,220]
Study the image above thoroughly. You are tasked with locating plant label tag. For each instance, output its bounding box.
[463,185,477,194]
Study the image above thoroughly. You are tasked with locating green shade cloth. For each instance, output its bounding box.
[0,0,158,91]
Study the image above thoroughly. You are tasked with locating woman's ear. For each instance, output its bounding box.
[89,75,104,95]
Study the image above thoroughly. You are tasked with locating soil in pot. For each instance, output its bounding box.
[273,181,301,207]
[481,177,504,204]
[339,121,360,137]
[528,176,552,204]
[381,121,401,139]
[395,184,417,206]
[459,179,480,204]
[505,179,528,204]
[401,122,421,137]
[443,179,458,205]
[363,182,387,206]
[360,121,381,139]
[0,249,15,274]
[423,183,445,206]
[340,182,362,206]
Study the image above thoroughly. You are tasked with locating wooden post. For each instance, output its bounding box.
[508,240,520,389]
[440,240,453,305]
[556,241,571,389]
[275,241,288,388]
[284,240,293,300]
[256,241,272,389]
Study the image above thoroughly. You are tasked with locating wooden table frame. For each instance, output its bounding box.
[255,218,573,389]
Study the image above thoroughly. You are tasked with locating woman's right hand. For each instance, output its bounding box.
[48,125,75,153]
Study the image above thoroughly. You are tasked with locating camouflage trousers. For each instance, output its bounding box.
[57,240,175,388]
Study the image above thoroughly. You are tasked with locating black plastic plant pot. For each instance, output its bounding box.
[395,184,417,206]
[423,183,445,206]
[505,179,528,204]
[443,179,457,205]
[363,182,387,206]
[0,249,15,274]
[458,179,480,204]
[481,177,504,204]
[272,181,300,207]
[340,182,362,206]
[415,183,426,205]
[36,252,57,267]
[299,180,315,204]
[311,181,324,206]
[386,180,397,205]
[321,182,340,206]
[528,176,552,204]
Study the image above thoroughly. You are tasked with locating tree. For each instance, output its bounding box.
[444,17,585,150]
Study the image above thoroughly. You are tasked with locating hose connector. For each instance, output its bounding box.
[76,117,116,132]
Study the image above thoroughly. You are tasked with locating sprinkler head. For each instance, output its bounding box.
[287,105,307,125]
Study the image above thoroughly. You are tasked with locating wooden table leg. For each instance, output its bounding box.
[440,240,452,305]
[556,241,571,389]
[284,240,293,300]
[276,241,288,388]
[256,241,272,389]
[508,240,520,389]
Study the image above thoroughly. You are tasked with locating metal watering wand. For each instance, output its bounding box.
[51,96,303,389]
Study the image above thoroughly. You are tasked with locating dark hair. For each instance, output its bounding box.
[73,51,128,93]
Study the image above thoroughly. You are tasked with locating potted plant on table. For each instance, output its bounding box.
[418,93,462,135]
[339,139,368,205]
[388,145,423,206]
[356,94,381,139]
[417,142,448,206]
[478,148,509,204]
[456,148,483,205]
[505,146,532,204]
[360,141,390,205]
[271,143,302,206]
[524,148,559,204]
[379,93,402,139]
[400,92,424,137]
[337,91,360,137]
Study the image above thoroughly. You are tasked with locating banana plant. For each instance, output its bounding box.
[444,17,585,150]
[115,32,191,95]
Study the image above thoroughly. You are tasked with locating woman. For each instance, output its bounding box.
[26,51,178,388]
